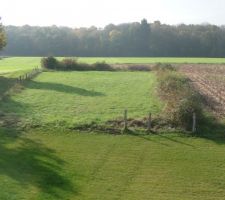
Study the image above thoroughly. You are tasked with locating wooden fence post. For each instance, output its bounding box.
[124,109,128,131]
[147,112,152,132]
[192,112,196,133]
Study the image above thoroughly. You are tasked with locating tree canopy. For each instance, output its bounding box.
[2,19,225,57]
[0,18,6,51]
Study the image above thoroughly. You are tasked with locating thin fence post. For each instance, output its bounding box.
[147,112,152,132]
[124,109,128,131]
[192,112,196,133]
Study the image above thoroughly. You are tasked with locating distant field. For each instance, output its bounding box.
[1,57,225,76]
[78,57,225,64]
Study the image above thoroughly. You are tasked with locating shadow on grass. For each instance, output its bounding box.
[0,128,76,199]
[124,116,225,146]
[26,80,105,96]
[0,76,17,97]
[197,116,225,144]
[0,92,77,198]
[125,129,170,147]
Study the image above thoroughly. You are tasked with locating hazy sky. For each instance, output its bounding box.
[0,0,225,27]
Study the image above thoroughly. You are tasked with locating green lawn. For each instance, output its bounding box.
[1,129,225,200]
[0,71,162,128]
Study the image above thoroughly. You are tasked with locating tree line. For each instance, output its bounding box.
[2,19,225,57]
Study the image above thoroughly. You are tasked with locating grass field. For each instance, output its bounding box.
[1,58,225,199]
[1,57,225,76]
[0,71,162,128]
[1,129,225,200]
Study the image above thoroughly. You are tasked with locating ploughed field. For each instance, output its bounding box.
[0,57,225,200]
[181,64,225,116]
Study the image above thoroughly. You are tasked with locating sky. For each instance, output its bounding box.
[0,0,225,28]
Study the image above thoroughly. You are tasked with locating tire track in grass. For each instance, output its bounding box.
[79,136,148,200]
[78,138,120,200]
[88,140,117,181]
[115,140,149,200]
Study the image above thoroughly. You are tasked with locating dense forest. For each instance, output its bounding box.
[2,19,225,57]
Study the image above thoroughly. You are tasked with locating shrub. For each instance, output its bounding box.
[92,62,114,71]
[157,70,203,130]
[61,58,78,70]
[152,63,176,71]
[41,57,114,71]
[127,65,151,71]
[41,56,59,70]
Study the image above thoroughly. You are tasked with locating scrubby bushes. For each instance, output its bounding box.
[41,56,59,70]
[152,63,176,71]
[92,62,114,71]
[41,57,114,71]
[155,64,203,130]
[126,65,151,71]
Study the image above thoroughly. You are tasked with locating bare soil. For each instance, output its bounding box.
[180,64,225,117]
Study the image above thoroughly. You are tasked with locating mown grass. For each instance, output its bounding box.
[1,129,225,200]
[0,71,162,128]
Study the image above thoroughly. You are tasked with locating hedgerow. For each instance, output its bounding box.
[154,64,203,130]
[41,57,114,71]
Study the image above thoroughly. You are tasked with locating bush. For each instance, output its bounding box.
[41,57,59,70]
[60,58,78,70]
[92,62,114,71]
[152,63,176,71]
[157,70,203,130]
[126,65,151,71]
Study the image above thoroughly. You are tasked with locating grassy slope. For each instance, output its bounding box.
[0,71,162,127]
[1,130,225,200]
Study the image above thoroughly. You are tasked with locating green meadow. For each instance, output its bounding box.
[0,57,225,200]
[0,71,162,128]
[1,56,225,76]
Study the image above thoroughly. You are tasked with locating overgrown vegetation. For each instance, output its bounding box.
[154,64,203,131]
[41,57,154,71]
